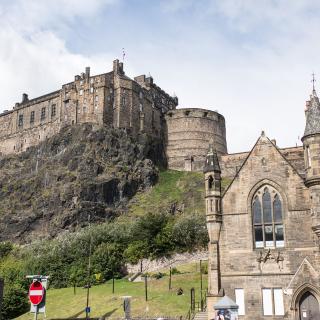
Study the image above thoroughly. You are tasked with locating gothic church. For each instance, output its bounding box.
[204,88,320,320]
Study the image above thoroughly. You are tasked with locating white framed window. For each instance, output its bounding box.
[95,95,99,102]
[274,289,284,315]
[79,89,83,96]
[90,87,94,93]
[235,289,245,315]
[262,288,284,316]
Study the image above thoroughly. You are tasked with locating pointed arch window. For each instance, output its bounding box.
[252,186,284,248]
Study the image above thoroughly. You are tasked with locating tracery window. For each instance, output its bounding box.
[252,186,284,248]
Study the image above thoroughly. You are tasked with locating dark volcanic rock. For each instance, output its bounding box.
[0,124,165,243]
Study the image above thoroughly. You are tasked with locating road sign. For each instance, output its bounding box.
[29,281,44,305]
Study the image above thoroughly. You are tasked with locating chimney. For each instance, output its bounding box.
[113,59,124,75]
[22,93,29,104]
[85,67,90,78]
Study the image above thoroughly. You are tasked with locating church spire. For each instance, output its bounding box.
[203,144,221,174]
[303,75,320,138]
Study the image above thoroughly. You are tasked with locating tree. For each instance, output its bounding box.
[91,243,125,281]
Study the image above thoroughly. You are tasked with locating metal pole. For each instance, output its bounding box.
[112,276,115,294]
[200,260,203,311]
[86,214,92,320]
[169,267,172,290]
[144,275,148,301]
[34,305,38,320]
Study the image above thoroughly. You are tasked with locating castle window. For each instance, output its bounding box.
[139,91,143,99]
[79,89,83,96]
[90,87,94,93]
[208,176,213,189]
[18,115,23,127]
[139,103,143,112]
[30,111,35,124]
[252,186,284,249]
[51,104,56,118]
[41,107,46,121]
[95,95,99,102]
[122,97,126,107]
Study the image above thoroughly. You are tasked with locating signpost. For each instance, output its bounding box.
[0,278,4,320]
[26,275,49,320]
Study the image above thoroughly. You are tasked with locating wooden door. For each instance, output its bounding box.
[299,291,320,320]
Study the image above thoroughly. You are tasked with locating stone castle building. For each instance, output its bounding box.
[0,60,179,155]
[0,60,228,168]
[204,88,320,319]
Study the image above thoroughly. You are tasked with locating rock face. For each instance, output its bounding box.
[0,124,165,243]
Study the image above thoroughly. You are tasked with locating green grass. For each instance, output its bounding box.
[127,170,205,217]
[16,262,207,320]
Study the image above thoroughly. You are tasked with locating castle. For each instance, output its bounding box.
[0,60,227,172]
[204,89,320,319]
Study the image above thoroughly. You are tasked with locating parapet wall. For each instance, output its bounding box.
[165,108,227,171]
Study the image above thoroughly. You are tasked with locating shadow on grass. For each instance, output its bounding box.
[100,307,118,319]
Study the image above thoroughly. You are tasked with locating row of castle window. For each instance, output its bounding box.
[235,288,284,316]
[18,105,56,127]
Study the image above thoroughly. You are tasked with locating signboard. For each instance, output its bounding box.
[29,281,44,305]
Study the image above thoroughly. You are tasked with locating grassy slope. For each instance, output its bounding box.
[16,263,207,320]
[127,170,205,217]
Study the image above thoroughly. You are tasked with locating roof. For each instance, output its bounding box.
[203,145,221,173]
[303,89,320,138]
[214,296,238,309]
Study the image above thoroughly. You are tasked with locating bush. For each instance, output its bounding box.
[171,267,181,275]
[0,285,29,319]
[151,272,166,279]
[0,242,13,259]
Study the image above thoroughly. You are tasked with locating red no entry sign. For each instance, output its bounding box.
[29,280,44,305]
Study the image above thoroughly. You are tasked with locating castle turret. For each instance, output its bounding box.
[302,87,320,240]
[204,145,223,319]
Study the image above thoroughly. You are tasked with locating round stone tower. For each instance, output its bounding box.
[164,108,227,171]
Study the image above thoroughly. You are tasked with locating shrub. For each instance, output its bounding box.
[0,285,29,319]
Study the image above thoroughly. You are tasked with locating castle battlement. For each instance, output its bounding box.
[0,59,178,156]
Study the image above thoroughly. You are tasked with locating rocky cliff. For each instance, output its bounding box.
[0,124,164,243]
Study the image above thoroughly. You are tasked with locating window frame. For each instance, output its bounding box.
[262,288,285,316]
[30,111,35,124]
[252,186,285,249]
[40,107,46,121]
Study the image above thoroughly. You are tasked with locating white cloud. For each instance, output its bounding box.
[0,0,117,109]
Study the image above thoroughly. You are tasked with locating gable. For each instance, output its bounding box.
[222,133,309,215]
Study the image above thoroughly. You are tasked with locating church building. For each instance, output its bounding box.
[205,88,320,320]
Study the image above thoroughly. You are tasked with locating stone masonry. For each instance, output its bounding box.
[205,89,320,320]
[0,60,178,156]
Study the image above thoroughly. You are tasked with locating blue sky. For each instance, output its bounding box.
[1,0,320,152]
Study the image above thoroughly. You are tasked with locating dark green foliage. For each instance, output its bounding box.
[171,267,181,275]
[152,272,166,279]
[91,243,125,280]
[0,242,13,259]
[0,285,29,319]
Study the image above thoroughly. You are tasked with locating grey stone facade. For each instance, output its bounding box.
[205,90,320,320]
[0,60,178,156]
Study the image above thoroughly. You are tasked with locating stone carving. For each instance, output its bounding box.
[257,249,284,271]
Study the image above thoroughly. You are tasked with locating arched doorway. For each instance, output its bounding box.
[299,291,320,319]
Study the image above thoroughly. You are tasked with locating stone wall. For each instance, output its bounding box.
[0,60,178,156]
[165,108,227,171]
[216,134,318,320]
[220,145,305,181]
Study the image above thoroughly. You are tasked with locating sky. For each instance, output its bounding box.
[0,0,319,153]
